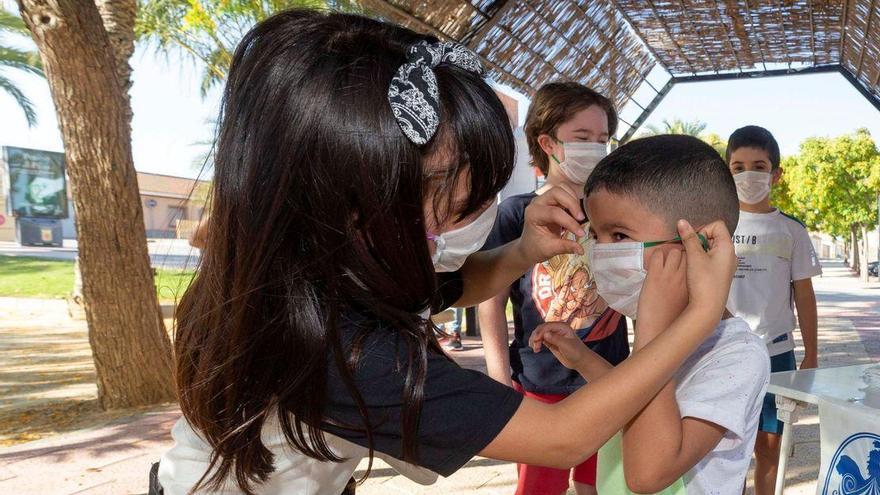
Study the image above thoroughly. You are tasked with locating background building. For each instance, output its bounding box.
[135,172,209,239]
[1,155,209,242]
[2,88,527,246]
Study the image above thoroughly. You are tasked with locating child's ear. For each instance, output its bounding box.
[537,134,558,160]
[771,167,784,185]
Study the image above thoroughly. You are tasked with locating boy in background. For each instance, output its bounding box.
[531,135,770,494]
[725,125,821,495]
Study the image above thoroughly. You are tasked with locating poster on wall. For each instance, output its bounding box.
[2,146,68,219]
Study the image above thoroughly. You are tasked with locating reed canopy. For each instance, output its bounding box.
[360,0,880,140]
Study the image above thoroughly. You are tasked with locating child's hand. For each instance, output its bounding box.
[529,322,588,370]
[678,219,737,318]
[800,355,818,369]
[635,247,688,344]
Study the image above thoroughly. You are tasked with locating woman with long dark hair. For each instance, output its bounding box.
[153,9,736,495]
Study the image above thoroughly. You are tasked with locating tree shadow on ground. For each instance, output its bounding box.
[0,404,178,463]
[0,295,179,448]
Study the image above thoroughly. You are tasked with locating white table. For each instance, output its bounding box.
[767,362,878,495]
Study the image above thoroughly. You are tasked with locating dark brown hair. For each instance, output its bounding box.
[726,125,781,169]
[524,81,618,175]
[174,9,514,494]
[585,134,740,234]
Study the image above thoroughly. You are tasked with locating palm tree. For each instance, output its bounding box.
[136,0,359,96]
[17,0,176,407]
[0,7,43,127]
[639,118,726,157]
[642,117,708,137]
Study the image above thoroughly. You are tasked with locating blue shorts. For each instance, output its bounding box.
[759,349,797,434]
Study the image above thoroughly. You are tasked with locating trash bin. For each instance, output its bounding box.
[16,217,63,247]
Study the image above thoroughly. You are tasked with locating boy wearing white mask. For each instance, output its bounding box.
[725,125,821,495]
[531,135,770,495]
[478,82,630,495]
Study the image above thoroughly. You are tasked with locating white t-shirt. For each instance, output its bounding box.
[727,209,822,356]
[158,416,439,495]
[675,317,770,494]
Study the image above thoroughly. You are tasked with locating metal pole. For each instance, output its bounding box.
[774,397,800,495]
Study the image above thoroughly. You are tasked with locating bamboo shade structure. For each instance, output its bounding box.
[361,0,880,137]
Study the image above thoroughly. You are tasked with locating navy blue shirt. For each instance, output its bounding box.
[482,192,630,395]
[322,295,522,477]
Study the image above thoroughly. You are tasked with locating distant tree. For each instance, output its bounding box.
[0,7,44,126]
[771,156,806,222]
[781,129,880,280]
[701,132,727,158]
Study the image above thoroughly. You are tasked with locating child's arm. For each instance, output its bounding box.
[623,333,768,494]
[621,354,726,493]
[792,278,818,369]
[624,407,726,493]
[529,322,613,382]
[789,224,821,369]
[479,290,513,386]
[528,244,727,488]
[621,247,726,493]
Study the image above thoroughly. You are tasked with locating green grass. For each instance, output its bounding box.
[154,268,196,303]
[0,256,74,298]
[0,255,194,301]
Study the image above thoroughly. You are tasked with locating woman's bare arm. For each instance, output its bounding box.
[455,188,585,307]
[480,220,736,468]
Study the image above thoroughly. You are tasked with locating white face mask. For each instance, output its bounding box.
[553,142,607,184]
[588,234,706,319]
[587,239,646,320]
[733,171,772,204]
[429,200,498,272]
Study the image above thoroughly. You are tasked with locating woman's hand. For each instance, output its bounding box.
[514,187,586,266]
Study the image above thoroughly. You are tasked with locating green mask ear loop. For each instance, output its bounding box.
[550,137,563,165]
[643,233,709,251]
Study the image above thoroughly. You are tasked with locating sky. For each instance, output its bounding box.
[616,68,880,156]
[1,33,222,180]
[3,32,880,180]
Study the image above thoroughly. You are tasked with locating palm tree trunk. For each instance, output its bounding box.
[16,0,174,408]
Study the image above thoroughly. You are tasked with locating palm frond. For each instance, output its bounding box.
[0,74,38,127]
[136,0,360,100]
[0,7,29,35]
[0,46,43,75]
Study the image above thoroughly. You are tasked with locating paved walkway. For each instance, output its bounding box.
[0,260,876,494]
[0,240,200,270]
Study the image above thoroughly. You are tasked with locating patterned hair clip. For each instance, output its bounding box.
[387,41,484,146]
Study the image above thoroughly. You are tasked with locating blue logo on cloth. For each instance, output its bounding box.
[822,432,880,495]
